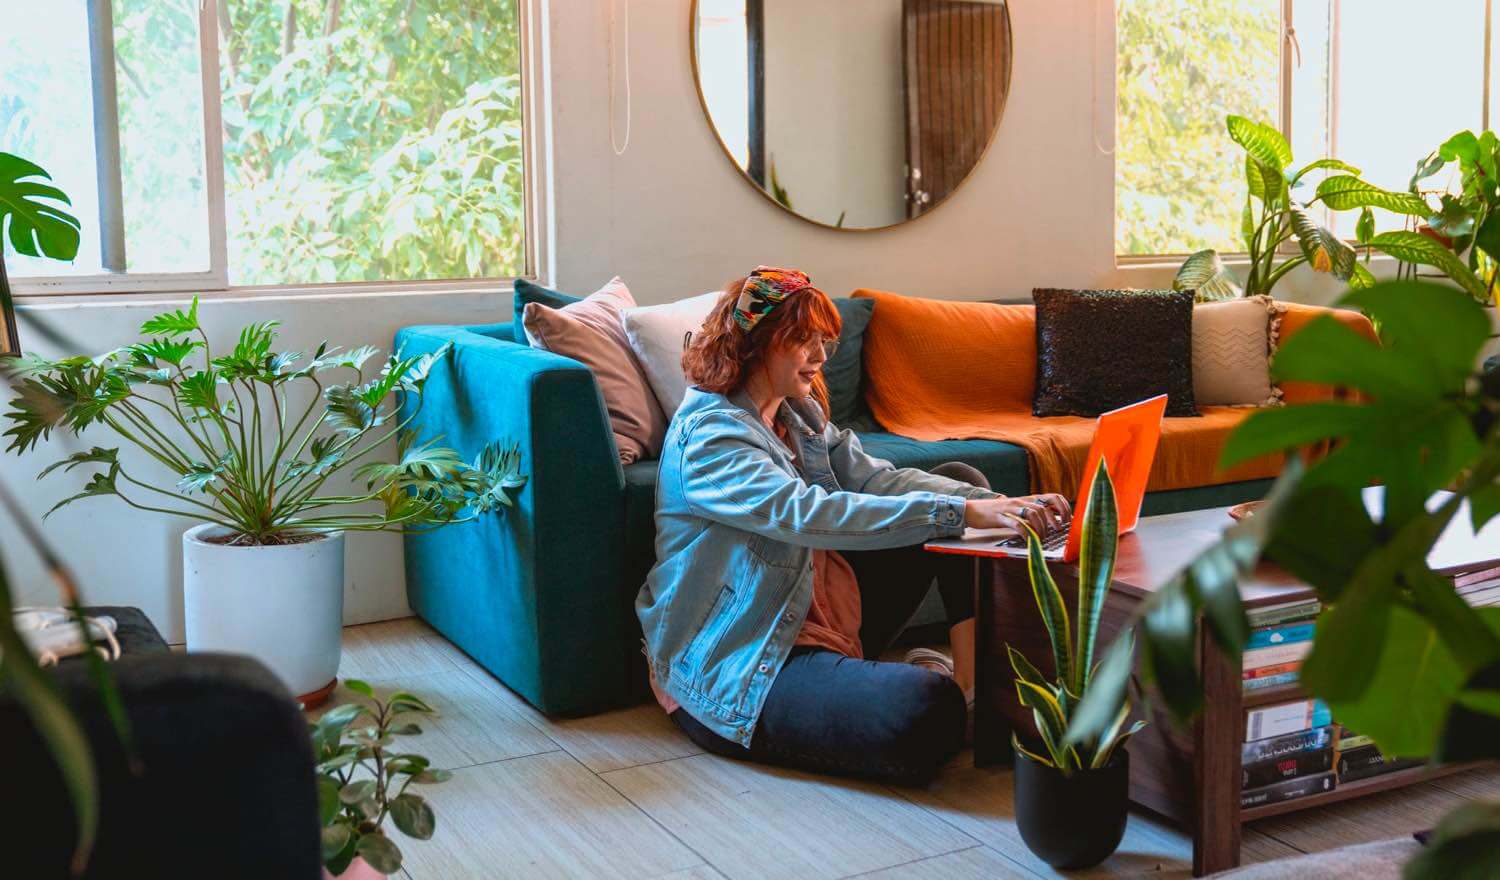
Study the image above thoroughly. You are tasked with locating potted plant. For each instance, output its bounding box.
[2,300,526,704]
[1008,460,1145,870]
[312,680,450,878]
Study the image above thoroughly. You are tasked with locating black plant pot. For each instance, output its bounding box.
[1014,744,1130,870]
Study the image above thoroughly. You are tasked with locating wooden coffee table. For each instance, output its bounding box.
[929,488,1500,876]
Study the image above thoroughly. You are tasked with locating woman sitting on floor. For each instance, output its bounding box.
[636,266,1069,784]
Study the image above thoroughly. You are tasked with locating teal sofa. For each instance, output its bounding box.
[394,310,1273,716]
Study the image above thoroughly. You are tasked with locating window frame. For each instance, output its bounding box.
[1115,0,1496,263]
[9,0,544,298]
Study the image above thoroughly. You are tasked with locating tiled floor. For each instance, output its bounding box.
[322,618,1500,880]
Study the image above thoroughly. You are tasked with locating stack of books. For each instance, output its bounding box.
[1242,599,1319,694]
[1241,699,1336,807]
[1457,565,1500,608]
[1335,729,1423,781]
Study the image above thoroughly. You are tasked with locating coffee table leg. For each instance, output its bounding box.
[1192,624,1242,876]
[974,559,1012,767]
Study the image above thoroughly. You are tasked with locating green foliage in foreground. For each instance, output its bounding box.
[312,682,451,875]
[1010,462,1145,774]
[2,297,525,542]
[1064,280,1500,876]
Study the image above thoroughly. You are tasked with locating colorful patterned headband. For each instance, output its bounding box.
[732,266,814,332]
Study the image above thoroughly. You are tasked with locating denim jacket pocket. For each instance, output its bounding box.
[674,584,737,678]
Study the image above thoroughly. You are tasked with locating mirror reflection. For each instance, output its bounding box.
[693,0,1013,229]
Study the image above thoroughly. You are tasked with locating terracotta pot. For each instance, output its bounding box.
[323,856,385,880]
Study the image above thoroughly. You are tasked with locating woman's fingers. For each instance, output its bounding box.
[1039,493,1072,521]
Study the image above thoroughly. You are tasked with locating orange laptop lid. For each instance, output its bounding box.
[1061,394,1168,562]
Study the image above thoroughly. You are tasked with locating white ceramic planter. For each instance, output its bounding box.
[183,524,345,703]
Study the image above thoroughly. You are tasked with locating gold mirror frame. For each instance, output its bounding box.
[689,0,1013,232]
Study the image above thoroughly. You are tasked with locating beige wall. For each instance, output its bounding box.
[3,0,1372,640]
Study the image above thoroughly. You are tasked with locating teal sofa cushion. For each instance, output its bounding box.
[856,431,1032,496]
[512,279,581,346]
[824,297,877,430]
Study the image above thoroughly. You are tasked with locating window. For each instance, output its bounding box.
[0,0,528,292]
[1116,0,1497,257]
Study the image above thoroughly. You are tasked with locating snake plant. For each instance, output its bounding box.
[1009,460,1145,774]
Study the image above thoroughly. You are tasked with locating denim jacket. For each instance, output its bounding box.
[635,387,1000,745]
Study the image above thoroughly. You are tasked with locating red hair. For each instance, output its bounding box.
[682,276,843,414]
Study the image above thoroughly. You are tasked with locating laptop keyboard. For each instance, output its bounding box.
[997,522,1071,550]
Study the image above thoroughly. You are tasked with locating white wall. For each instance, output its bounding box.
[762,0,907,228]
[5,0,1368,641]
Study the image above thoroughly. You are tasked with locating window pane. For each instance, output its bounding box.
[1293,0,1487,238]
[0,0,210,278]
[220,0,526,285]
[1116,0,1281,256]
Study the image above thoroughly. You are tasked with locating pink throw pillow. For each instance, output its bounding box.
[522,278,667,464]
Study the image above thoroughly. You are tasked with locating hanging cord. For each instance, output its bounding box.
[1093,0,1114,156]
[609,0,632,156]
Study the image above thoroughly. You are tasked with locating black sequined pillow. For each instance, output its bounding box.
[1032,288,1200,418]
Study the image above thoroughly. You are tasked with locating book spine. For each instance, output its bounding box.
[1337,745,1425,782]
[1240,771,1336,808]
[1241,725,1334,763]
[1338,734,1375,751]
[1243,671,1300,691]
[1243,661,1301,680]
[1242,641,1312,671]
[1242,748,1333,790]
[1246,622,1315,650]
[1247,601,1321,628]
[1246,700,1331,741]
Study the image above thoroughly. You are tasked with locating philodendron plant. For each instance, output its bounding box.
[312,681,449,876]
[1009,460,1145,774]
[1,298,524,542]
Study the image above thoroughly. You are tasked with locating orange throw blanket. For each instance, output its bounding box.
[854,288,1375,496]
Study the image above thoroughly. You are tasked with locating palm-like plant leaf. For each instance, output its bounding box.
[38,447,119,480]
[43,468,120,520]
[0,152,81,259]
[139,298,200,336]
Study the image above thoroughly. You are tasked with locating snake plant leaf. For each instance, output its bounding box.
[1095,720,1147,770]
[1227,115,1293,171]
[1173,249,1243,302]
[1062,632,1135,750]
[1368,231,1489,301]
[1017,679,1072,768]
[1011,734,1054,768]
[1007,644,1049,690]
[1315,176,1432,216]
[0,152,81,260]
[1073,460,1118,693]
[1289,205,1356,279]
[1026,526,1073,689]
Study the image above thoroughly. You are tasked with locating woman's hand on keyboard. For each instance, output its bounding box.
[964,494,1072,536]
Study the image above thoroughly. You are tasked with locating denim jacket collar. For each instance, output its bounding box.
[726,388,825,440]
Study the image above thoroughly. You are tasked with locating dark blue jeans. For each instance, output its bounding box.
[670,464,983,785]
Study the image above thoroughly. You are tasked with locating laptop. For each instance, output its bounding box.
[926,394,1168,563]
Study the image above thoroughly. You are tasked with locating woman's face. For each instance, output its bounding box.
[763,334,833,399]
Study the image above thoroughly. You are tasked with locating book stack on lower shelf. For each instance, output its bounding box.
[1241,699,1336,807]
[1242,598,1318,694]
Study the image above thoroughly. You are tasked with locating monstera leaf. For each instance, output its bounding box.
[0,152,81,261]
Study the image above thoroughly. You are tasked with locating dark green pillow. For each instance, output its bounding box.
[512,279,582,346]
[823,297,878,430]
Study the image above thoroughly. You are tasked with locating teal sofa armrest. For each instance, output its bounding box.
[395,324,640,715]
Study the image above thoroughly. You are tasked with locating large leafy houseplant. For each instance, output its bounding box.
[1172,116,1445,301]
[1404,129,1500,304]
[1009,460,1144,773]
[312,681,450,877]
[0,153,117,873]
[1066,280,1500,877]
[2,297,524,540]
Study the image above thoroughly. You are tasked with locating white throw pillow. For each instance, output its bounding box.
[1191,295,1282,407]
[621,291,723,417]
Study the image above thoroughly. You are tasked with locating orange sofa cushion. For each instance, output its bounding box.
[853,288,1372,495]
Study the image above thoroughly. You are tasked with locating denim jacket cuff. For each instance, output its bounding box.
[934,495,967,534]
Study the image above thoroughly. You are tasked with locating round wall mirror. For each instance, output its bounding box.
[691,0,1013,230]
